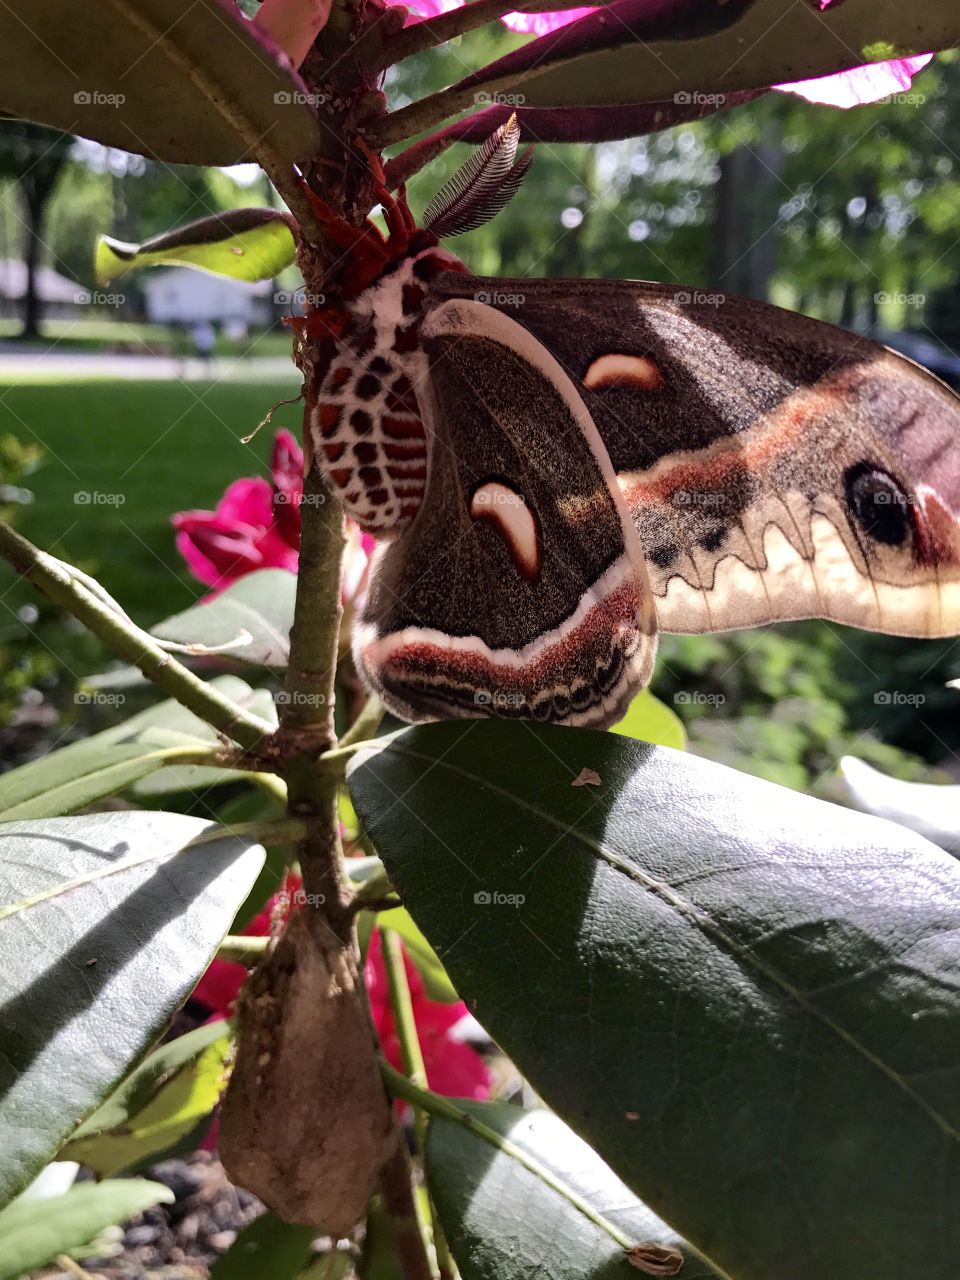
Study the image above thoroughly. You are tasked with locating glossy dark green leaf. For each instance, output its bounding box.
[152,569,297,668]
[210,1212,317,1280]
[0,0,320,164]
[0,676,275,817]
[448,0,953,112]
[349,722,960,1280]
[0,812,264,1206]
[840,756,960,857]
[62,1022,231,1175]
[0,1178,173,1280]
[96,209,298,286]
[428,1101,719,1279]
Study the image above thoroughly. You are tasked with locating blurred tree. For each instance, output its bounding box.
[0,121,73,337]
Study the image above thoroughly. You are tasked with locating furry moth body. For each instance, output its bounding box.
[304,121,960,730]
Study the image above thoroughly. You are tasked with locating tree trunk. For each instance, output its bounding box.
[710,125,782,301]
[20,186,46,340]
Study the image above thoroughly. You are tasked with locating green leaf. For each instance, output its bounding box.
[0,0,320,165]
[449,0,955,113]
[96,209,298,286]
[0,1179,173,1280]
[0,742,206,820]
[840,757,960,857]
[611,689,686,750]
[210,1212,317,1280]
[152,570,298,668]
[375,906,459,1003]
[62,1022,231,1175]
[349,722,960,1280]
[0,676,276,818]
[427,1101,720,1279]
[0,812,265,1206]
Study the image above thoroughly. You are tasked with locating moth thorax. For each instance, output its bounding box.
[310,318,429,538]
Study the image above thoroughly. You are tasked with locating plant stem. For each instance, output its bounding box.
[381,928,429,1126]
[251,771,290,804]
[380,1062,638,1253]
[191,817,307,847]
[216,934,271,962]
[382,928,452,1279]
[279,464,351,920]
[0,521,272,754]
[338,694,385,749]
[377,1141,437,1280]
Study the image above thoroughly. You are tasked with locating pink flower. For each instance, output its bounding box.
[407,0,933,111]
[193,879,492,1103]
[172,428,373,600]
[172,429,302,589]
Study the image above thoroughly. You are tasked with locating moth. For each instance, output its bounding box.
[301,118,960,730]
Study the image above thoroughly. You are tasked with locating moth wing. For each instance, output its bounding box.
[354,298,657,728]
[430,275,960,639]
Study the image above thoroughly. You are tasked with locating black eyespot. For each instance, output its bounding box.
[844,463,911,546]
[649,542,678,570]
[699,525,727,554]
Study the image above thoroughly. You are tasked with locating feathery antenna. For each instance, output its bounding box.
[423,115,534,239]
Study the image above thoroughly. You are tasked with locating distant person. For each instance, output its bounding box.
[192,320,216,367]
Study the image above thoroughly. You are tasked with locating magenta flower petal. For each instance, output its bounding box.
[775,54,932,107]
[215,476,275,529]
[404,0,464,17]
[271,429,304,550]
[172,518,263,588]
[501,6,595,35]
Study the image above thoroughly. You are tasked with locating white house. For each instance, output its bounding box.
[141,267,273,327]
[0,258,84,320]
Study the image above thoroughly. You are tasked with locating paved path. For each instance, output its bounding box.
[0,351,298,383]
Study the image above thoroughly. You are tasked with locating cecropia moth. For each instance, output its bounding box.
[299,119,960,730]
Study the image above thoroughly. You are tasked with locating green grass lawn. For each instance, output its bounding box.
[1,375,301,629]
